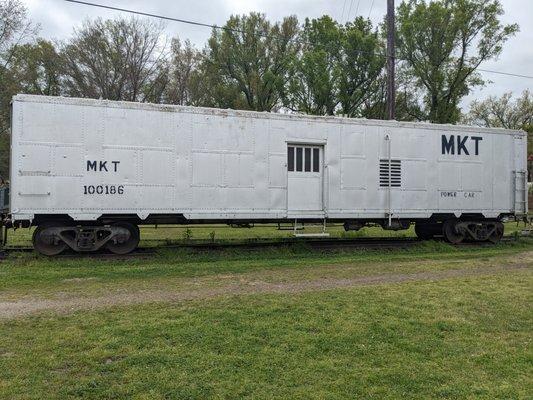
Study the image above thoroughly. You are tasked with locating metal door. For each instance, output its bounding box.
[287,145,324,214]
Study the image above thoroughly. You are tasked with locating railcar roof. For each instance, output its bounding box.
[13,94,526,136]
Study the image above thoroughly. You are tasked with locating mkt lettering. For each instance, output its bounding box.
[441,135,482,156]
[86,160,121,172]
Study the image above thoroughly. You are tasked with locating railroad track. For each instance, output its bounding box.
[0,236,521,259]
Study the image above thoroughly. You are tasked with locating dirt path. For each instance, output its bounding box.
[0,263,530,320]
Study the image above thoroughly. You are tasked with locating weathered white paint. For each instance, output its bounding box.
[9,94,528,222]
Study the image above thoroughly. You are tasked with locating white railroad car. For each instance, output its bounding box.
[4,94,529,254]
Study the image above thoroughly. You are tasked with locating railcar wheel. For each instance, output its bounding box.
[414,224,434,240]
[488,222,504,244]
[33,223,68,256]
[415,223,443,240]
[105,222,140,254]
[443,220,465,244]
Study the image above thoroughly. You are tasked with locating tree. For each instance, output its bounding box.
[337,17,385,117]
[0,0,37,71]
[7,39,62,96]
[284,16,342,115]
[359,75,423,121]
[0,0,38,180]
[164,38,202,106]
[187,58,245,109]
[464,90,533,156]
[464,90,532,130]
[202,13,300,112]
[283,16,384,117]
[61,17,169,102]
[397,0,518,124]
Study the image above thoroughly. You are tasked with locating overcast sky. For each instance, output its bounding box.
[21,0,533,108]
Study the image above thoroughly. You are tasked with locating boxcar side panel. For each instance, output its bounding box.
[9,95,526,223]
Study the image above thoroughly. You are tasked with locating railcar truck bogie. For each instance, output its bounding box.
[3,95,528,255]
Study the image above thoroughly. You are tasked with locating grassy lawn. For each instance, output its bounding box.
[0,239,532,399]
[0,238,531,298]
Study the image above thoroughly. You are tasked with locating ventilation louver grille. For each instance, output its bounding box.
[379,159,402,187]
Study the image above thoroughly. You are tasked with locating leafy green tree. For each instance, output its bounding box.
[337,17,385,117]
[284,16,384,117]
[202,13,300,112]
[397,0,518,124]
[187,60,244,109]
[359,76,423,121]
[7,39,62,96]
[284,16,342,115]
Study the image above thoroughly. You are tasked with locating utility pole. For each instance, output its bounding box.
[386,0,396,120]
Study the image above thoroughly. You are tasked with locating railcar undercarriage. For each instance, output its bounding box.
[5,214,509,256]
[415,220,505,243]
[31,222,140,256]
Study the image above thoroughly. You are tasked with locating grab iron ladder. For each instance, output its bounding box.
[514,171,528,217]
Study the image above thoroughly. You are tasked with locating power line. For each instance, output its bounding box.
[63,0,533,80]
[64,0,387,58]
[477,69,533,79]
[340,0,348,22]
[64,0,248,35]
[354,0,362,17]
[345,0,354,23]
[368,0,376,19]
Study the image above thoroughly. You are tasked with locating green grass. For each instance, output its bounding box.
[0,230,531,399]
[1,238,532,299]
[0,270,531,399]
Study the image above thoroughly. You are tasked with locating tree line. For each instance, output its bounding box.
[1,0,530,180]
